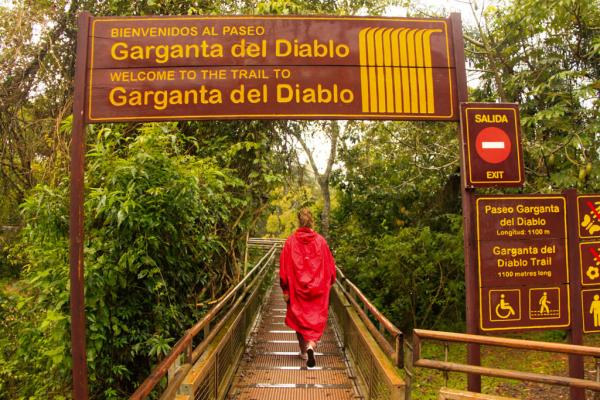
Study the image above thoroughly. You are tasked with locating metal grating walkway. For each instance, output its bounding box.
[226,281,362,400]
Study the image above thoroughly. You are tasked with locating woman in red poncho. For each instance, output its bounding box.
[279,208,336,368]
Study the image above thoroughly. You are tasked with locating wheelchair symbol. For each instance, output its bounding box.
[495,294,516,319]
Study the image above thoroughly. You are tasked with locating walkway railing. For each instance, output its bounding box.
[413,329,600,393]
[336,267,404,368]
[331,269,406,399]
[130,236,406,399]
[252,237,406,399]
[130,243,279,399]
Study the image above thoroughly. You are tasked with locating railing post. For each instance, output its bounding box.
[412,332,421,365]
[595,357,600,400]
[395,333,404,369]
[404,341,413,400]
[443,343,449,387]
[184,342,193,364]
[204,323,210,341]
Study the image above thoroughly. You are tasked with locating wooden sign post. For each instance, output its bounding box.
[70,12,467,399]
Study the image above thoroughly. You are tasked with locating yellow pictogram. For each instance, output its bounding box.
[359,27,442,114]
[488,289,521,322]
[539,291,550,314]
[529,287,561,320]
[587,265,600,280]
[495,294,516,319]
[590,295,600,327]
[581,200,600,236]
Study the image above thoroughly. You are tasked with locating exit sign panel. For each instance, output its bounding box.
[461,103,524,188]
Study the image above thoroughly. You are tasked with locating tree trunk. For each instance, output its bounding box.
[319,179,331,241]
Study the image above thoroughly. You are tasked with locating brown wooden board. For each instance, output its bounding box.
[85,16,460,122]
[577,195,600,240]
[476,195,570,331]
[461,103,524,187]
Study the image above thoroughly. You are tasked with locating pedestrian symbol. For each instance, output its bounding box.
[539,292,550,314]
[489,289,521,322]
[580,289,600,332]
[590,295,600,328]
[529,288,560,320]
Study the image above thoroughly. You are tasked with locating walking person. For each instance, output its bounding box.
[279,208,336,368]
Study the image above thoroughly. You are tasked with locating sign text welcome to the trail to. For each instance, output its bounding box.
[86,16,459,122]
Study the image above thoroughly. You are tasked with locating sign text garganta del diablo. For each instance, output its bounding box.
[86,16,459,122]
[476,196,570,331]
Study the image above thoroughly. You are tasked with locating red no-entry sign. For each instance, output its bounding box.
[475,127,512,164]
[461,103,524,187]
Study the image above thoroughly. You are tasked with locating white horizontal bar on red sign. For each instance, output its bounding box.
[481,141,506,149]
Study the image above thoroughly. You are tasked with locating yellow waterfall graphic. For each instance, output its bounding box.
[359,27,442,114]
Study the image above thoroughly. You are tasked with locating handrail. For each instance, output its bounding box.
[130,244,278,400]
[336,266,404,368]
[413,329,600,358]
[413,329,600,392]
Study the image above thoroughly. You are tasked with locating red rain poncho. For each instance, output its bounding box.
[279,227,336,341]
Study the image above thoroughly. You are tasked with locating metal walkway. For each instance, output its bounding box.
[131,239,405,400]
[226,281,359,400]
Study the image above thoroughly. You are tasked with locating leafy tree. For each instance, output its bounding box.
[332,121,465,331]
[1,123,283,398]
[465,0,599,191]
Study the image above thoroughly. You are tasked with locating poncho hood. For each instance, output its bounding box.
[294,227,317,244]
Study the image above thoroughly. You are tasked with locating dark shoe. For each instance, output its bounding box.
[307,347,316,368]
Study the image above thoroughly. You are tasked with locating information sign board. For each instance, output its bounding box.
[475,196,570,331]
[461,103,524,187]
[576,194,600,334]
[86,16,460,122]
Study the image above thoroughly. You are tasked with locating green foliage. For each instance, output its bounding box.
[335,219,465,332]
[1,123,280,399]
[332,121,465,331]
[265,180,321,237]
[466,0,600,192]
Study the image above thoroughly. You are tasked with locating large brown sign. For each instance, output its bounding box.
[86,16,459,122]
[461,103,524,188]
[476,196,570,331]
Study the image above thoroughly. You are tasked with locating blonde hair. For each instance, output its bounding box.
[297,208,314,228]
